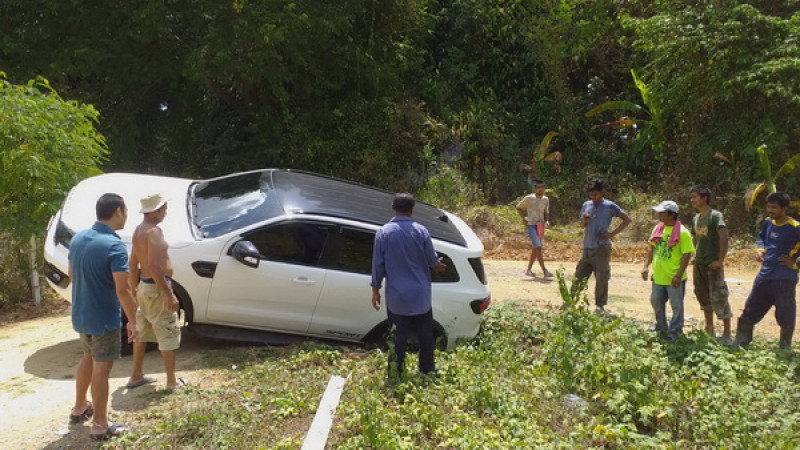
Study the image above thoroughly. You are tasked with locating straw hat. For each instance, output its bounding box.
[139,193,168,213]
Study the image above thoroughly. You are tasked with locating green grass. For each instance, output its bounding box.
[109,298,800,449]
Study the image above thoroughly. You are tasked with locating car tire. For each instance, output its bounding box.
[363,321,447,351]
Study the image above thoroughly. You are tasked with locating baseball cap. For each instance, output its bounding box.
[652,200,679,214]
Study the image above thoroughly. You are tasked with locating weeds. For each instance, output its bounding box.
[108,303,799,449]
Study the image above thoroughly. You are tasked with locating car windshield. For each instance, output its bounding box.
[191,171,283,238]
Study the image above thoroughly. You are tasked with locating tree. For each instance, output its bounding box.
[585,70,666,159]
[0,73,107,303]
[739,144,800,210]
[625,1,800,185]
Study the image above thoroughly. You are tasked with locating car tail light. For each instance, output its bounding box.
[468,257,487,285]
[470,296,491,314]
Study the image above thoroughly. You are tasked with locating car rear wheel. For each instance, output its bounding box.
[363,320,447,351]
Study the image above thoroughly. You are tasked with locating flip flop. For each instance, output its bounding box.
[166,377,189,391]
[90,422,130,441]
[68,402,93,424]
[125,376,156,389]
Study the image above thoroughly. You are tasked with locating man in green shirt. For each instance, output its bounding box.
[641,201,695,341]
[690,185,733,343]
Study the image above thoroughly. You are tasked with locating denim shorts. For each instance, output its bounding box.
[526,225,543,248]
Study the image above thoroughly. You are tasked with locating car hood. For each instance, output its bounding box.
[60,173,195,248]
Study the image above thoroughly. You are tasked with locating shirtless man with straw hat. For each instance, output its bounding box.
[126,193,187,390]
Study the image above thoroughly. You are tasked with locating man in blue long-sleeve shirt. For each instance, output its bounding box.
[735,192,800,350]
[371,193,445,379]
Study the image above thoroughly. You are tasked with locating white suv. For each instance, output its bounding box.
[44,169,491,350]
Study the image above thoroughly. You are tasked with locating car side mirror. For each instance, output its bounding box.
[230,240,261,268]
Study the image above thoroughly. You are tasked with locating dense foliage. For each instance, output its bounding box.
[106,297,799,448]
[0,74,107,240]
[3,1,796,203]
[1,1,798,303]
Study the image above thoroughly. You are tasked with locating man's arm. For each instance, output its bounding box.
[128,247,140,293]
[709,226,729,270]
[601,212,631,240]
[516,199,528,226]
[641,245,654,280]
[756,221,768,261]
[113,272,138,343]
[370,231,385,310]
[579,204,590,229]
[673,252,691,288]
[544,198,550,227]
[779,226,800,269]
[147,228,179,312]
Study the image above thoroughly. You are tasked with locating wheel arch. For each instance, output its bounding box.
[171,280,194,325]
[362,318,448,351]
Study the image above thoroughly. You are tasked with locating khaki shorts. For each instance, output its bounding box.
[80,328,121,362]
[693,264,733,320]
[135,281,181,351]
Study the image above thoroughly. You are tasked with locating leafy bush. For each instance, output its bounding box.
[418,165,485,212]
[0,233,29,306]
[107,280,799,448]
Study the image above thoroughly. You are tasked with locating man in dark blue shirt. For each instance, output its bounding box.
[371,193,445,379]
[68,193,138,441]
[735,192,800,350]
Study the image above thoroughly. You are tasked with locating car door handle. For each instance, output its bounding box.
[293,277,316,286]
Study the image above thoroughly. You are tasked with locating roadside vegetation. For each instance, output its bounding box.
[107,278,799,449]
[1,1,798,308]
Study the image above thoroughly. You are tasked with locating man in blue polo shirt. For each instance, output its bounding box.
[571,179,631,312]
[68,193,138,441]
[371,193,445,380]
[735,192,800,350]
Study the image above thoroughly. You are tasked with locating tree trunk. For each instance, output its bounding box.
[29,235,41,306]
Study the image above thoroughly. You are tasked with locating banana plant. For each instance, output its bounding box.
[520,131,562,181]
[745,144,800,210]
[585,69,667,158]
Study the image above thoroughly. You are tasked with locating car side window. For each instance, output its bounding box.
[322,226,460,282]
[246,221,332,266]
[432,252,459,283]
[325,226,375,275]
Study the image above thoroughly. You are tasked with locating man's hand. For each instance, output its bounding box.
[434,258,447,273]
[371,291,381,310]
[757,249,766,262]
[544,220,550,229]
[778,255,796,269]
[164,291,179,313]
[708,260,723,270]
[671,275,682,288]
[126,320,137,344]
[599,231,613,240]
[641,267,649,281]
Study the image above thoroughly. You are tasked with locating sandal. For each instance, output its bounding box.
[68,402,93,424]
[166,377,189,391]
[90,422,130,441]
[125,376,156,389]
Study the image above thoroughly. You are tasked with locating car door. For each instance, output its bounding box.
[307,225,379,340]
[205,220,333,333]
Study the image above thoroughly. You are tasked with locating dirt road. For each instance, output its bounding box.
[0,260,791,448]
